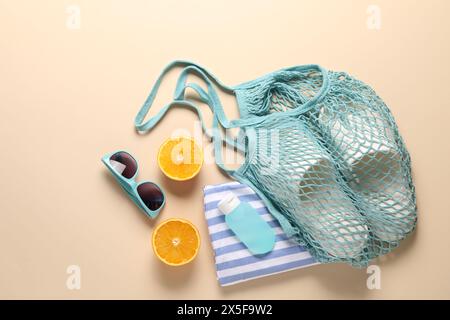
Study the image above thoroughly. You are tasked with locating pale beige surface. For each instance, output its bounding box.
[1,0,450,299]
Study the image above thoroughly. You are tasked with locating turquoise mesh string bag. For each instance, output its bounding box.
[135,61,417,267]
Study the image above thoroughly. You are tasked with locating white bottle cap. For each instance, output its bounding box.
[217,193,241,215]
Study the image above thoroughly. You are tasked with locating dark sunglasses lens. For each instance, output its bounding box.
[109,152,137,179]
[137,183,164,211]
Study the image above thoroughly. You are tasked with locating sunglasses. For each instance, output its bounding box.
[102,151,165,218]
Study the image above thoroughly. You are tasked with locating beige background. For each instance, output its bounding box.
[1,0,449,299]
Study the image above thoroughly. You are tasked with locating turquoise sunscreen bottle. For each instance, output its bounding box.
[218,193,275,255]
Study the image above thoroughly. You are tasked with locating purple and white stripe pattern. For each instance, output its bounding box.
[204,182,318,286]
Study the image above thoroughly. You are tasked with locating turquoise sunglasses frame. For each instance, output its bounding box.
[101,151,165,218]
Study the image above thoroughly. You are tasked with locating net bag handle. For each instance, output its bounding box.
[134,60,243,173]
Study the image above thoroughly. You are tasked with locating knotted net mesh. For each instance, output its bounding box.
[236,68,416,266]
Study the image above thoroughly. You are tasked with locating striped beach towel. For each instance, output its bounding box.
[203,181,319,286]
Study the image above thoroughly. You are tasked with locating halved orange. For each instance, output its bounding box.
[152,218,200,266]
[157,137,203,181]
